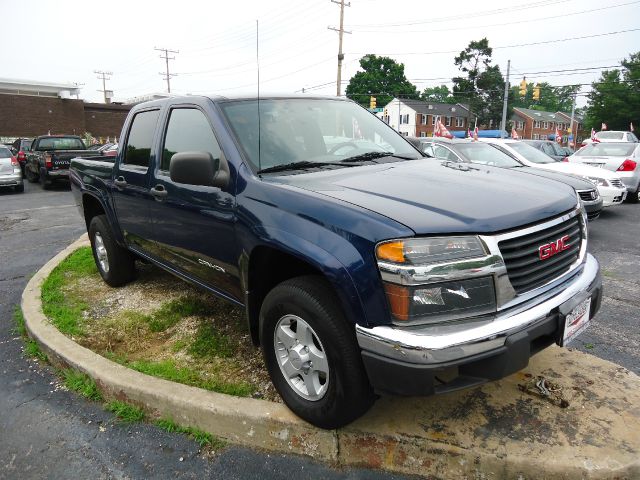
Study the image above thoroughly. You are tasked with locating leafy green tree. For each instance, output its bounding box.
[420,85,456,103]
[451,38,505,127]
[585,52,640,130]
[345,55,419,107]
[510,82,579,113]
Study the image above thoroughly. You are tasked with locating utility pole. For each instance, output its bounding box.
[155,47,179,93]
[568,91,577,147]
[328,0,351,96]
[500,59,510,135]
[94,70,112,103]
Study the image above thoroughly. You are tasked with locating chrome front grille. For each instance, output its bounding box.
[578,190,597,202]
[498,215,582,295]
[610,178,624,188]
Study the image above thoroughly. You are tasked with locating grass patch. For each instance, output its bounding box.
[13,306,26,336]
[105,400,145,423]
[188,323,233,358]
[24,339,48,361]
[116,358,252,397]
[62,369,103,401]
[155,418,227,449]
[584,343,595,350]
[147,296,211,332]
[41,247,97,336]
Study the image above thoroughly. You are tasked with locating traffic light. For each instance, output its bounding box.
[533,85,540,101]
[519,78,527,97]
[370,96,377,109]
[384,108,388,117]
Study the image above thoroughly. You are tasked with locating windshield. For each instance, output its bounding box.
[595,131,624,140]
[508,141,556,164]
[576,143,636,157]
[453,143,522,168]
[36,137,85,151]
[219,98,421,172]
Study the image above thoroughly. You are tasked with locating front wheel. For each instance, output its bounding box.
[88,215,136,287]
[260,276,375,429]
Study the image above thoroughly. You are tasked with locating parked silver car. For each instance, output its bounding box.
[0,146,24,193]
[568,142,640,203]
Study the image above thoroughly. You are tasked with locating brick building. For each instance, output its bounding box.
[380,99,475,137]
[0,78,131,141]
[511,107,586,146]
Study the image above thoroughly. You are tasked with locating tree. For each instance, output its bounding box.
[420,85,456,103]
[345,55,419,107]
[451,39,505,127]
[510,82,579,113]
[585,52,640,130]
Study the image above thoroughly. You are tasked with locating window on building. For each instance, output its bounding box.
[421,114,427,125]
[533,134,539,140]
[399,114,410,125]
[455,117,464,127]
[534,120,541,128]
[542,121,549,129]
[431,116,436,125]
[445,116,452,126]
[419,132,426,137]
[517,121,524,129]
[123,109,160,168]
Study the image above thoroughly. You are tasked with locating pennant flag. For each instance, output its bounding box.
[473,127,479,141]
[435,119,453,139]
[467,128,472,138]
[631,122,635,132]
[555,126,562,143]
[511,128,519,140]
[601,122,608,131]
[590,128,600,143]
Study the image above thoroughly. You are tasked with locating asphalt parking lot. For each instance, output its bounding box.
[1,181,638,478]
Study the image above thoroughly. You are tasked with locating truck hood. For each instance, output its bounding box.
[270,159,578,235]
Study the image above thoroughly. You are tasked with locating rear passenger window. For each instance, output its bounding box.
[123,110,159,168]
[161,108,221,171]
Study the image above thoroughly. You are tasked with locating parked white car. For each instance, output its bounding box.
[481,139,627,207]
[568,142,640,203]
[594,131,638,143]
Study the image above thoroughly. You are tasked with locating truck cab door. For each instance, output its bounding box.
[147,105,241,303]
[111,108,160,254]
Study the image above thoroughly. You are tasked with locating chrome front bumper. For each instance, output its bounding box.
[356,253,600,365]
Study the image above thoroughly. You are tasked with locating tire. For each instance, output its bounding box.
[626,188,639,204]
[39,172,52,190]
[88,215,136,287]
[14,184,24,193]
[260,275,375,429]
[25,166,39,183]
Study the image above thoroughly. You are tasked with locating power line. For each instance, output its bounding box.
[94,70,112,103]
[155,47,179,93]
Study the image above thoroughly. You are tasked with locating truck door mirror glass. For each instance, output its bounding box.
[169,151,229,189]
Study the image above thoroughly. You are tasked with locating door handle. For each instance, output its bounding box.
[150,184,168,199]
[114,176,127,188]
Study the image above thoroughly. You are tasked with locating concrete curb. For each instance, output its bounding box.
[23,236,640,479]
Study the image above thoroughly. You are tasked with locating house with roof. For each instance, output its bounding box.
[379,99,475,137]
[511,107,586,145]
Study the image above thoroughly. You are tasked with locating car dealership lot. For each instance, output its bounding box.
[1,181,639,478]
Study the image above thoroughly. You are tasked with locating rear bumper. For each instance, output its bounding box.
[43,168,70,180]
[356,254,601,396]
[0,172,23,186]
[617,172,640,192]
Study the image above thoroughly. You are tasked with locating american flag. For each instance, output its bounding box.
[601,122,608,131]
[555,127,562,143]
[511,128,519,140]
[473,127,479,141]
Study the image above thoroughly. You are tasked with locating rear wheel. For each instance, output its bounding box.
[626,188,639,204]
[25,166,39,183]
[260,275,375,429]
[14,184,24,193]
[88,215,136,287]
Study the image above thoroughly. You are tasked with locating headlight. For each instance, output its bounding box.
[376,236,485,265]
[383,277,496,323]
[376,236,496,324]
[585,176,608,187]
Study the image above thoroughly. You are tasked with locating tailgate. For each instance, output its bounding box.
[51,150,98,169]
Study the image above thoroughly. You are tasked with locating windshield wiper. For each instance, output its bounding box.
[340,151,416,163]
[258,160,355,174]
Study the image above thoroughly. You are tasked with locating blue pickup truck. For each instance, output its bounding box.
[70,95,602,429]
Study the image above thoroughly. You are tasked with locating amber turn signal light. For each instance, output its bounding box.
[376,241,405,263]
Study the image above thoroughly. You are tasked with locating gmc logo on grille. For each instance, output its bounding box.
[539,235,571,260]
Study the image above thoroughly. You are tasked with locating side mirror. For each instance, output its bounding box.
[169,151,230,189]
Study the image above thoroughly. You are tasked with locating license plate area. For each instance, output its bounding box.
[558,297,592,347]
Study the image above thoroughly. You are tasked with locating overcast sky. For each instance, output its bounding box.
[2,0,639,107]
